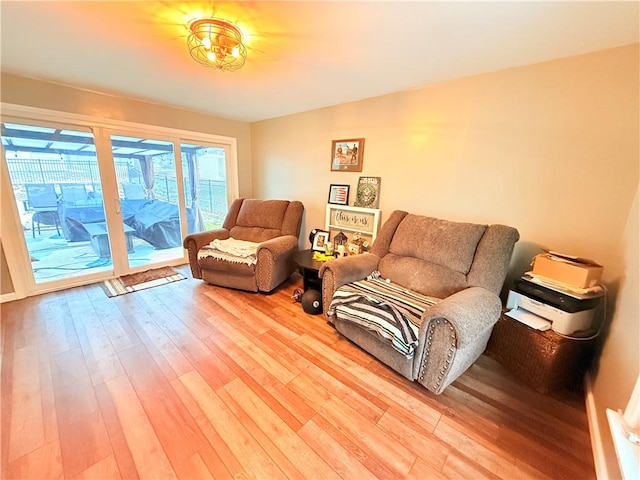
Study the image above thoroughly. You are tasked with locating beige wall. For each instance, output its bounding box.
[251,44,639,477]
[592,182,639,477]
[251,45,638,271]
[0,73,253,297]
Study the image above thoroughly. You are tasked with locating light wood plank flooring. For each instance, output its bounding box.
[1,267,595,479]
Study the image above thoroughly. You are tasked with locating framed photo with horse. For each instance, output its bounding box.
[330,138,364,172]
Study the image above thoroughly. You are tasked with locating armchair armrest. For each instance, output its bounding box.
[257,235,299,261]
[414,287,501,393]
[420,287,501,348]
[255,235,300,292]
[183,228,230,278]
[319,253,380,314]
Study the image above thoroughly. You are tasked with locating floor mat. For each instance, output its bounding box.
[100,266,186,297]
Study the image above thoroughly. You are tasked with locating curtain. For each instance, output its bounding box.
[138,156,155,199]
[187,152,205,232]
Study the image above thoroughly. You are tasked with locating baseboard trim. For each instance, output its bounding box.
[585,371,613,480]
[0,292,17,304]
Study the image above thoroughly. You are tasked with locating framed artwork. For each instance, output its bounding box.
[354,176,381,209]
[311,230,330,251]
[331,138,365,172]
[328,184,350,205]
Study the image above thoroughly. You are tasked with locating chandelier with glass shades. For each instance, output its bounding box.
[187,18,247,71]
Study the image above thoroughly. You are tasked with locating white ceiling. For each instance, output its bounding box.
[1,1,638,123]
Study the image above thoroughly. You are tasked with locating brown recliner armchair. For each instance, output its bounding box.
[320,211,519,394]
[183,198,304,293]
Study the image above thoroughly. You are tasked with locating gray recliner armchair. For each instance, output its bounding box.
[183,198,304,293]
[320,210,519,394]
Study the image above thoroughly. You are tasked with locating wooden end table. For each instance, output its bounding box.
[292,249,324,292]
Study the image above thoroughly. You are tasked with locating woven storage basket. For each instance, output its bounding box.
[485,315,597,393]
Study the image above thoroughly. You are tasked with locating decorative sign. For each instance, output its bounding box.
[331,208,373,232]
[354,176,381,209]
[325,204,381,241]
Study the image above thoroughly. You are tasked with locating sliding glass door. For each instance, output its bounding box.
[2,121,112,284]
[180,142,230,233]
[1,106,239,296]
[107,134,186,270]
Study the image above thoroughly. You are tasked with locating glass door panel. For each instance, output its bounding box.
[1,121,112,284]
[181,143,228,233]
[110,134,185,269]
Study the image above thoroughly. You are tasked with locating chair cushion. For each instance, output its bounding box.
[198,255,256,276]
[328,275,439,357]
[198,238,259,266]
[378,254,468,299]
[389,215,487,274]
[229,199,290,243]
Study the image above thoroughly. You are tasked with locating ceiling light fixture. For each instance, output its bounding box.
[187,18,247,71]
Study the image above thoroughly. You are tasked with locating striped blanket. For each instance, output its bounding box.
[327,273,440,357]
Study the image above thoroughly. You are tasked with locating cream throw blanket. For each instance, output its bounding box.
[198,238,259,266]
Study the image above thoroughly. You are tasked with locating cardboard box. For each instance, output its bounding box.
[532,252,603,289]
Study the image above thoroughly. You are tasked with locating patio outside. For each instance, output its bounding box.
[3,122,228,283]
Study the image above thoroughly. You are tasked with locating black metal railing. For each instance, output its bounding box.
[7,158,228,230]
[7,158,129,198]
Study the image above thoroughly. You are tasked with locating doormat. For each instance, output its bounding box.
[100,266,186,297]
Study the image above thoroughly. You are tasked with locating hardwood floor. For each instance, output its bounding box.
[1,267,595,479]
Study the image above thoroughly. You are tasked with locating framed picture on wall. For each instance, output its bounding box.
[328,184,350,205]
[330,138,365,172]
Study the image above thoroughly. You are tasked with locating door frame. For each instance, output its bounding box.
[0,103,239,299]
[94,128,190,277]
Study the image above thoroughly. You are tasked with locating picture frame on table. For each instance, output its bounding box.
[330,138,365,172]
[328,184,350,205]
[311,230,330,252]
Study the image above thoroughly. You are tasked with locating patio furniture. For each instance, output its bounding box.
[60,183,89,206]
[124,199,194,249]
[123,183,146,200]
[89,183,103,201]
[57,199,195,249]
[25,183,60,237]
[83,222,135,258]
